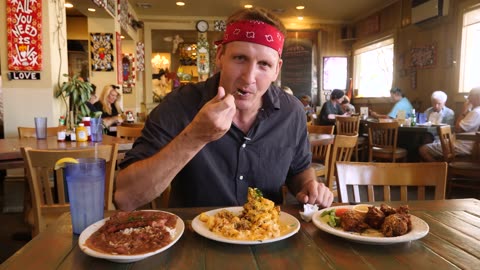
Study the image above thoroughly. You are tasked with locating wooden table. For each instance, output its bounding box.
[0,135,133,170]
[2,199,479,269]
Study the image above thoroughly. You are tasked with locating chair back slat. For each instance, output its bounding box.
[116,125,143,140]
[325,135,358,191]
[437,125,456,162]
[336,116,360,136]
[18,126,61,138]
[336,161,447,203]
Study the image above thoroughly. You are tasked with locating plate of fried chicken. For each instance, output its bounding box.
[312,204,429,245]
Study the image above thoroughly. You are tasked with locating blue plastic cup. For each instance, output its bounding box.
[417,113,426,124]
[90,117,103,142]
[65,158,105,234]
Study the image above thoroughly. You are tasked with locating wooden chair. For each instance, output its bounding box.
[308,124,335,135]
[325,135,358,194]
[335,115,367,161]
[309,125,334,178]
[437,125,480,198]
[367,121,407,162]
[336,161,447,203]
[116,125,143,140]
[20,144,118,237]
[18,126,61,138]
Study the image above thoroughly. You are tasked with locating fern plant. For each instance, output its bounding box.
[54,74,94,128]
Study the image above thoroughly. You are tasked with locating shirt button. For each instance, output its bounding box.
[242,143,246,148]
[239,175,244,180]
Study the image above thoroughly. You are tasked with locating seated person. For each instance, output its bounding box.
[94,84,124,135]
[424,90,455,125]
[114,7,333,211]
[317,89,345,125]
[300,95,317,122]
[341,96,355,115]
[419,87,480,161]
[281,86,294,95]
[86,84,98,113]
[370,87,414,119]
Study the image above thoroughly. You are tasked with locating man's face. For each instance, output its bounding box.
[390,93,401,102]
[216,41,282,112]
[431,98,445,112]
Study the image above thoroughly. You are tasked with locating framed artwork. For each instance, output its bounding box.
[90,33,114,71]
[323,57,348,90]
[6,0,43,71]
[105,0,115,17]
[411,44,436,68]
[116,32,122,83]
[122,53,135,91]
[136,42,145,71]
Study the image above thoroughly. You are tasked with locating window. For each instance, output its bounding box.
[323,57,348,90]
[353,38,394,97]
[459,6,480,93]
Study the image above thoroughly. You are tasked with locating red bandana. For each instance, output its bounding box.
[216,20,284,56]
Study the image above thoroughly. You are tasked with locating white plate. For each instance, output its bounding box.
[312,205,429,245]
[78,210,185,263]
[192,206,300,245]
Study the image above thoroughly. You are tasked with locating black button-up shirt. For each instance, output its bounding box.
[120,73,311,207]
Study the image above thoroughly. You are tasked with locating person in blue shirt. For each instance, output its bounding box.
[370,87,414,119]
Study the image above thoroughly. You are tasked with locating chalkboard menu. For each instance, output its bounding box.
[281,39,313,98]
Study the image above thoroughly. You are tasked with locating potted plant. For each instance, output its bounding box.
[55,74,94,129]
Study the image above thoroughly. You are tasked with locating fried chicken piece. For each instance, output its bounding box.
[396,205,410,215]
[380,204,397,216]
[340,210,369,233]
[381,213,411,237]
[364,206,385,229]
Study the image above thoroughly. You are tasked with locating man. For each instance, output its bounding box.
[423,90,455,126]
[370,87,414,119]
[419,87,480,161]
[115,7,334,210]
[300,95,317,122]
[317,89,345,125]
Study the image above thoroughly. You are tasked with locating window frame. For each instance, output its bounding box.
[458,4,480,94]
[353,36,395,98]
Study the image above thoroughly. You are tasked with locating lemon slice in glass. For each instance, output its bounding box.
[54,157,79,170]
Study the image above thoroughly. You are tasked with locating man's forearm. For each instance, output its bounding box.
[114,127,206,210]
[286,167,316,195]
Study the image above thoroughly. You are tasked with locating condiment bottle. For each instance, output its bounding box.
[82,116,91,141]
[57,116,66,142]
[76,123,88,142]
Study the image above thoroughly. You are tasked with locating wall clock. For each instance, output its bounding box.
[196,20,209,33]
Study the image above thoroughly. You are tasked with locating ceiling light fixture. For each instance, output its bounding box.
[87,8,96,12]
[244,4,253,8]
[65,3,73,8]
[297,16,304,20]
[296,6,305,10]
[176,2,185,6]
[120,35,125,39]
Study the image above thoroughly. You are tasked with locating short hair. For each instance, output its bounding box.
[330,89,345,100]
[468,86,480,105]
[431,90,447,103]
[301,95,312,103]
[226,7,286,36]
[282,86,293,95]
[390,87,404,97]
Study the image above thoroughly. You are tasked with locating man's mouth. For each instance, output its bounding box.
[235,89,247,96]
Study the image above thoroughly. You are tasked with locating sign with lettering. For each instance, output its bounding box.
[6,0,42,71]
[281,39,313,98]
[8,71,41,80]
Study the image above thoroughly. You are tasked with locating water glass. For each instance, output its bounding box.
[417,113,426,124]
[90,117,103,142]
[34,117,47,139]
[65,158,105,234]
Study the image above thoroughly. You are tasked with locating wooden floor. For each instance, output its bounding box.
[0,172,478,264]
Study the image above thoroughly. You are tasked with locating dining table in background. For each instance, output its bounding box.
[360,119,439,162]
[1,199,478,269]
[0,135,133,170]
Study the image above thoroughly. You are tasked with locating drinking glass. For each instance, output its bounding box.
[65,158,105,234]
[90,117,103,142]
[34,117,47,139]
